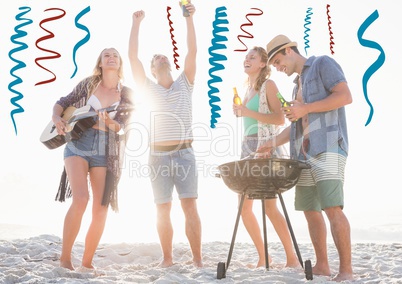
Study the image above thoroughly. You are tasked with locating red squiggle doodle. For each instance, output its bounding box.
[35,8,66,86]
[327,4,335,55]
[166,6,180,70]
[234,8,263,52]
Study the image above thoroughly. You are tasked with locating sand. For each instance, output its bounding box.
[1,233,401,283]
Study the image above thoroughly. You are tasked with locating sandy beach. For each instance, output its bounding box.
[1,232,401,283]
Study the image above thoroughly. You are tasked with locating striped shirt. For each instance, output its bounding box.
[146,72,194,143]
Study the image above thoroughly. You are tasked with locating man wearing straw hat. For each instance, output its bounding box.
[257,35,354,282]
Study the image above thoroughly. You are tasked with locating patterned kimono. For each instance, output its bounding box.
[257,79,287,158]
[54,76,134,212]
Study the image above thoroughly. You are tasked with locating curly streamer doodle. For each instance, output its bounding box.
[327,4,335,55]
[208,7,229,128]
[71,6,91,79]
[35,8,66,86]
[234,8,263,52]
[167,6,180,70]
[357,10,385,126]
[303,7,313,55]
[8,6,33,135]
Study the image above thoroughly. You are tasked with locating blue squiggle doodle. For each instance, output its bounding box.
[208,7,229,128]
[303,7,313,55]
[71,6,91,78]
[8,6,33,135]
[357,10,385,126]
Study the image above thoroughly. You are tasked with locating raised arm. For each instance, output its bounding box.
[128,10,147,86]
[182,2,197,84]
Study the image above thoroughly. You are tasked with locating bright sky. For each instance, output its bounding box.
[0,0,401,244]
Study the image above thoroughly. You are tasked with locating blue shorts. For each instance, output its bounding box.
[240,134,287,159]
[64,128,108,168]
[240,134,258,159]
[149,147,198,204]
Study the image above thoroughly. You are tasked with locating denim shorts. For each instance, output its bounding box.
[64,128,108,168]
[241,134,287,159]
[148,147,198,204]
[240,134,258,159]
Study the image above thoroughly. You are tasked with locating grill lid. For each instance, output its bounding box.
[217,158,310,198]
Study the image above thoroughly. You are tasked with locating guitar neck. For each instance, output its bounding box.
[69,105,118,123]
[102,105,119,113]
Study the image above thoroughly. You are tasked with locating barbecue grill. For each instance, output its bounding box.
[216,157,313,280]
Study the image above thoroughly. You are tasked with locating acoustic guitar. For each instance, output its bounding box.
[40,104,118,150]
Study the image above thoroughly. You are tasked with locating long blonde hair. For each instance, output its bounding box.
[247,46,271,92]
[86,48,124,96]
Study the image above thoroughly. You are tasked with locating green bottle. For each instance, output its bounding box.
[276,92,290,107]
[277,92,298,121]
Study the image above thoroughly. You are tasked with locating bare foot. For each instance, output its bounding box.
[60,260,75,270]
[256,255,273,268]
[312,264,331,276]
[77,266,106,276]
[158,259,174,268]
[332,272,354,282]
[193,259,203,268]
[76,266,95,273]
[285,259,302,268]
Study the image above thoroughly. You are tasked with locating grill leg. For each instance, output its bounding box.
[225,192,246,270]
[278,192,304,267]
[261,199,269,270]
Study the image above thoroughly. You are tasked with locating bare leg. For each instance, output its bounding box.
[156,202,174,267]
[325,207,354,281]
[60,157,90,270]
[81,167,109,268]
[181,198,203,267]
[264,199,300,268]
[304,210,331,276]
[240,196,271,267]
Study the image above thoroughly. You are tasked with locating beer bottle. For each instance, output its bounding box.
[181,0,190,17]
[233,87,242,105]
[277,92,298,121]
[276,92,290,107]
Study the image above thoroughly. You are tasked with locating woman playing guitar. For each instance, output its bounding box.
[50,47,134,272]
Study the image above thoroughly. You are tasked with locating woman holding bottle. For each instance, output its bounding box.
[232,46,299,268]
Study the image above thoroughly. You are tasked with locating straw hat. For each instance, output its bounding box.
[266,35,298,63]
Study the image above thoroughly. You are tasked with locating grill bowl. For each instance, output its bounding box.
[217,158,310,199]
